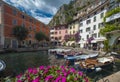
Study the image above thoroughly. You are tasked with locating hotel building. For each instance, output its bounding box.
[76,0,109,49]
[0,1,49,48]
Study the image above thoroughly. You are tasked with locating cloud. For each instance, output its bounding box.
[3,0,71,24]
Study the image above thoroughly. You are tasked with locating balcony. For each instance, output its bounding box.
[106,12,120,22]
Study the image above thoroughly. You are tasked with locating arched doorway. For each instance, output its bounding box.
[112,36,120,51]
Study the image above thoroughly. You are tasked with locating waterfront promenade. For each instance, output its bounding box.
[98,71,120,82]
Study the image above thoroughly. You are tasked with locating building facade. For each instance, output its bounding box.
[50,24,68,46]
[105,0,120,51]
[0,1,49,48]
[77,0,109,50]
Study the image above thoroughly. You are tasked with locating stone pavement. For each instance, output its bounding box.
[98,71,120,82]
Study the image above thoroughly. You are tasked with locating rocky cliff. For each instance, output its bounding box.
[48,0,98,27]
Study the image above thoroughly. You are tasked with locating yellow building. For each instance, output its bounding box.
[66,19,79,46]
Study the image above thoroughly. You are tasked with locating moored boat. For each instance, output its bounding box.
[74,56,114,72]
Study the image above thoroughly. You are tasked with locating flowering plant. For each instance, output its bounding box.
[16,66,89,82]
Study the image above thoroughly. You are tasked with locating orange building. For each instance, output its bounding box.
[0,1,50,48]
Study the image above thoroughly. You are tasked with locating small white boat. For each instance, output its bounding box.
[0,59,6,71]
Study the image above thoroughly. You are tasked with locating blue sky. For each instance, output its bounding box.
[3,0,71,24]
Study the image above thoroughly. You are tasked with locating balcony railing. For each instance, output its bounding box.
[106,12,120,22]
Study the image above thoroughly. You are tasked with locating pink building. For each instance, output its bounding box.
[50,24,68,45]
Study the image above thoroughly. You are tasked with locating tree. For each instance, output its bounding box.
[35,31,46,41]
[13,26,28,46]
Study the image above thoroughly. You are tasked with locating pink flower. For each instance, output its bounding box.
[84,77,89,82]
[17,80,22,82]
[70,68,75,73]
[45,75,53,81]
[32,77,40,82]
[78,71,83,76]
[55,75,62,82]
[28,68,33,74]
[39,66,44,70]
[32,68,38,74]
[62,77,66,82]
[64,72,68,77]
[16,74,22,79]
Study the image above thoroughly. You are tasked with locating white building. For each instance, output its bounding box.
[78,0,109,50]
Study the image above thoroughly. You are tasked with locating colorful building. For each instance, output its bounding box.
[0,1,49,48]
[66,19,79,46]
[50,24,68,46]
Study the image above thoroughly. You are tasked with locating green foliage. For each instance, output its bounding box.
[103,40,111,52]
[100,23,120,35]
[106,7,120,17]
[13,26,28,41]
[35,31,48,41]
[116,0,120,2]
[104,7,120,22]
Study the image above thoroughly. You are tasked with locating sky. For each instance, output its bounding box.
[3,0,71,24]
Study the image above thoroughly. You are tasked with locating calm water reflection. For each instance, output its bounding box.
[0,51,49,77]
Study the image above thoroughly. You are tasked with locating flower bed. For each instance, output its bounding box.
[16,66,89,82]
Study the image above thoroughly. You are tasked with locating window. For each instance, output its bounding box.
[29,26,32,31]
[94,12,97,15]
[86,35,89,39]
[12,19,17,25]
[93,25,96,30]
[29,18,33,23]
[101,7,104,11]
[86,27,90,32]
[93,16,96,22]
[65,30,67,33]
[98,23,104,28]
[100,12,104,18]
[92,33,97,38]
[21,15,25,19]
[59,31,61,34]
[28,34,32,38]
[59,36,61,40]
[51,32,54,34]
[86,19,91,24]
[22,23,25,27]
[13,9,17,15]
[80,30,83,33]
[79,23,83,27]
[70,27,72,29]
[34,26,36,31]
[55,32,57,34]
[98,33,100,37]
[73,30,75,34]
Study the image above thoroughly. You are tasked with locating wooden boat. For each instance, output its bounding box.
[74,56,114,72]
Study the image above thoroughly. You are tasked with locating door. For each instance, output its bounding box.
[12,40,18,48]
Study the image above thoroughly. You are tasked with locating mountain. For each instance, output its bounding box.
[48,0,99,27]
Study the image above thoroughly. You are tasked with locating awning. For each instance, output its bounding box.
[91,38,106,43]
[79,41,87,44]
